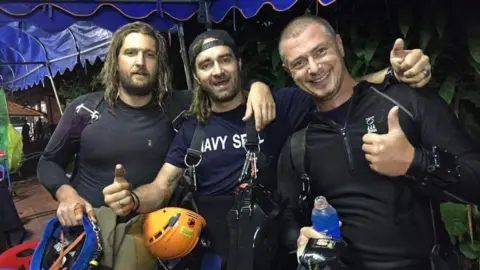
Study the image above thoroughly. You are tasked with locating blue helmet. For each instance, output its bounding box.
[30,215,101,270]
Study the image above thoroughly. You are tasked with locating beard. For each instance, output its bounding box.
[202,74,242,103]
[310,67,345,102]
[119,70,156,97]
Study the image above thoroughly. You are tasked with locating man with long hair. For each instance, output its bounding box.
[37,22,277,226]
[102,25,433,269]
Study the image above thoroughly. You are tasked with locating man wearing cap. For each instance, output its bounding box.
[102,26,433,269]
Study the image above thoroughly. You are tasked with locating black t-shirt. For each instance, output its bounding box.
[37,90,192,207]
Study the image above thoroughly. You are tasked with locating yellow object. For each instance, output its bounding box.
[6,123,23,171]
[143,207,207,260]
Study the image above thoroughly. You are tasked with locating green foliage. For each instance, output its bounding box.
[55,61,103,104]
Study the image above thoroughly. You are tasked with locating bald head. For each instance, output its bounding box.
[279,15,336,61]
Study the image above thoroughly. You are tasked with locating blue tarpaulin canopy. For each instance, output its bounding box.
[0,0,336,112]
[0,21,112,91]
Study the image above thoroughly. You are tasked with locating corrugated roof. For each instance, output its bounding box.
[6,100,44,117]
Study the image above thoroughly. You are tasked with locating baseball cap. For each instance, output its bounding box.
[188,29,239,68]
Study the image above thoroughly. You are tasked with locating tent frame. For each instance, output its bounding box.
[0,0,213,115]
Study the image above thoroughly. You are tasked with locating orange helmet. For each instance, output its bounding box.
[143,207,206,260]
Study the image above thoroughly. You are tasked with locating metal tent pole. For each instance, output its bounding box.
[177,24,193,90]
[46,63,64,115]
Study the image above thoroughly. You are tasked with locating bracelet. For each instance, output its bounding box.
[130,191,140,212]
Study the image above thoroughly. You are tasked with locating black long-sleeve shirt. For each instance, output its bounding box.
[278,81,480,270]
[37,90,191,207]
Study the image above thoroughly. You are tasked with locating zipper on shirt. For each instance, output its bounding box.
[343,95,356,173]
[325,97,356,173]
[340,126,355,172]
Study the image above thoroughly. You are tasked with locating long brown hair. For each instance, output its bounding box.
[187,39,247,123]
[98,21,172,109]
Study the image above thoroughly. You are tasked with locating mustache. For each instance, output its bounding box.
[211,76,230,83]
[131,70,150,75]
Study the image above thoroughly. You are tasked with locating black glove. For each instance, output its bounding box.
[298,238,348,270]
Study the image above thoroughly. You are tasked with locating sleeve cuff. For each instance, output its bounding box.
[164,156,187,169]
[405,148,428,180]
[244,80,262,90]
[406,147,460,188]
[50,184,63,200]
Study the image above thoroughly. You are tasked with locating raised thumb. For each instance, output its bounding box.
[387,106,402,132]
[392,38,405,55]
[114,164,127,183]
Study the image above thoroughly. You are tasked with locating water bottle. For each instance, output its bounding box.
[311,196,341,240]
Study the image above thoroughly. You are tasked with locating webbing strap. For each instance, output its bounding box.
[226,193,255,270]
[49,231,86,270]
[244,118,259,150]
[226,118,260,270]
[237,207,254,270]
[184,122,205,167]
[290,128,307,176]
[289,127,313,224]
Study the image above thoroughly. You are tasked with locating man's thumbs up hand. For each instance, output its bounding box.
[389,38,432,88]
[362,106,415,177]
[103,164,134,216]
[387,106,402,133]
[114,164,127,183]
[390,38,408,67]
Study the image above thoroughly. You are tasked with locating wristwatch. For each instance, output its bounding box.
[424,146,461,187]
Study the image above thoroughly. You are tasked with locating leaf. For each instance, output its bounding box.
[471,240,480,252]
[369,57,385,71]
[257,42,267,54]
[271,49,281,70]
[460,91,480,107]
[468,37,480,64]
[274,71,287,89]
[459,106,480,140]
[364,38,379,67]
[354,44,365,59]
[465,13,480,64]
[460,241,480,260]
[467,51,480,76]
[473,205,480,220]
[441,203,468,237]
[451,220,468,237]
[438,75,456,104]
[419,12,433,51]
[349,25,359,45]
[430,48,442,67]
[350,60,365,78]
[238,38,256,54]
[435,5,449,38]
[397,4,412,38]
